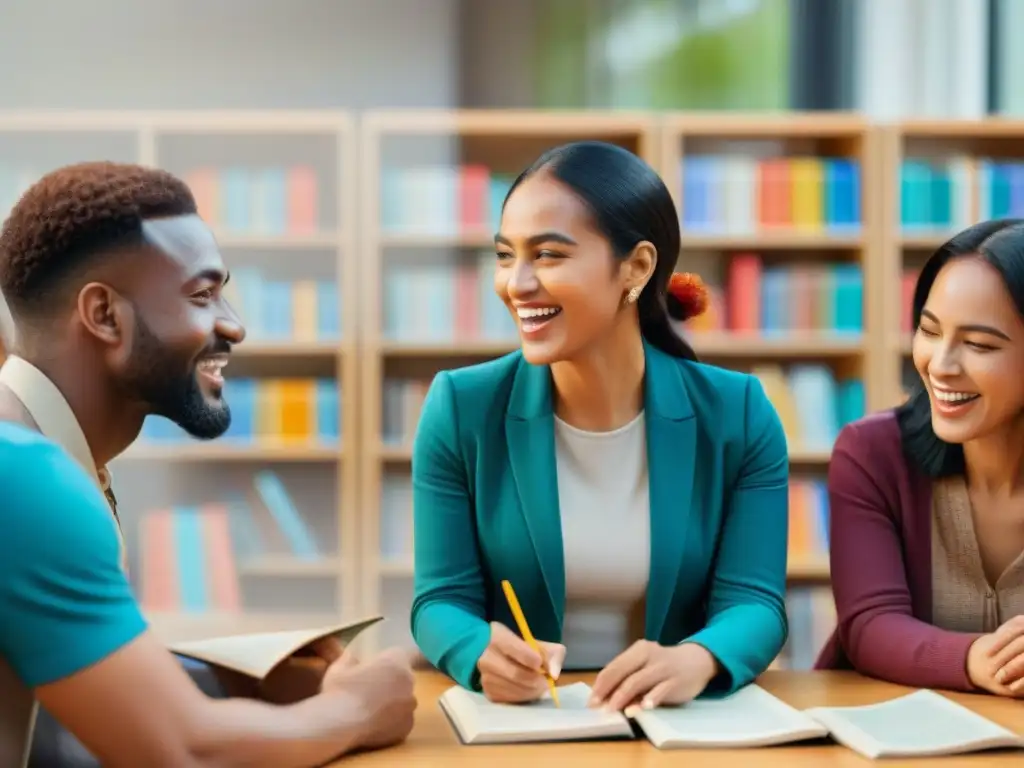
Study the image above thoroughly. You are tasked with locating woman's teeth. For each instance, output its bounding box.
[517,306,562,319]
[933,391,979,403]
[516,306,562,335]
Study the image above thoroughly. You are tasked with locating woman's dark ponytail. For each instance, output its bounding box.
[637,281,699,361]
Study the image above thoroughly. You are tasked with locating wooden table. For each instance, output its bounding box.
[334,669,1024,767]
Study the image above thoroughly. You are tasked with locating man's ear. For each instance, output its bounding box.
[76,282,130,346]
[621,241,657,295]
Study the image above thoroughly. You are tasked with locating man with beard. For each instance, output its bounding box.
[0,162,416,768]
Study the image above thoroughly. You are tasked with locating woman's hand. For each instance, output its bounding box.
[967,616,1024,696]
[477,621,567,703]
[589,640,719,713]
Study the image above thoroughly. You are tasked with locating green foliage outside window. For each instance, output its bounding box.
[534,0,790,110]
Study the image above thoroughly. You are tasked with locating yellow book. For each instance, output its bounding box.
[789,157,823,231]
[277,378,316,443]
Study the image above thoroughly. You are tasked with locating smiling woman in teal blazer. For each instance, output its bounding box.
[411,142,789,713]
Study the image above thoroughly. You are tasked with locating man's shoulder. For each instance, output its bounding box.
[0,419,73,468]
[0,421,100,509]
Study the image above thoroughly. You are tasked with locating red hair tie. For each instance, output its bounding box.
[667,272,709,321]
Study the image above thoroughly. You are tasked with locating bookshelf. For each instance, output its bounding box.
[660,113,885,669]
[357,110,660,653]
[12,110,1019,671]
[881,119,1024,407]
[0,111,358,642]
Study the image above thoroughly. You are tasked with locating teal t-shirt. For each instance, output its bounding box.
[0,422,147,687]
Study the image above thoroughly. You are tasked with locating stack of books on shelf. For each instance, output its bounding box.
[135,470,330,615]
[380,164,515,235]
[380,473,413,571]
[382,253,517,342]
[680,155,861,233]
[899,156,1024,233]
[381,378,430,446]
[138,378,339,446]
[753,364,863,453]
[225,268,341,342]
[685,253,863,337]
[779,475,834,670]
[780,585,836,671]
[182,165,321,235]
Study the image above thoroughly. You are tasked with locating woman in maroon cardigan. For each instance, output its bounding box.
[817,218,1024,697]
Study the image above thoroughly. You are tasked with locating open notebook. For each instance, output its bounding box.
[439,681,828,748]
[804,689,1024,759]
[168,615,382,680]
[440,682,1024,758]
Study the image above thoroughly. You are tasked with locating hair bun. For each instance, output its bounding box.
[667,272,709,321]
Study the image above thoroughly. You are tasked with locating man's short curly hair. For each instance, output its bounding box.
[0,161,197,318]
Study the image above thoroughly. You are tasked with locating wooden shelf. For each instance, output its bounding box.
[380,443,831,465]
[786,557,831,581]
[237,555,344,578]
[380,339,517,358]
[689,333,864,358]
[213,232,341,249]
[371,557,829,582]
[379,232,493,249]
[15,109,989,654]
[232,341,342,358]
[119,442,342,462]
[660,112,868,138]
[680,232,864,250]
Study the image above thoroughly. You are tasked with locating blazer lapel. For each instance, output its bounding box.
[642,342,696,641]
[505,358,565,630]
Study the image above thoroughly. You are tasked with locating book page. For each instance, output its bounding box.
[168,615,382,679]
[440,682,633,744]
[633,683,830,749]
[805,689,1024,759]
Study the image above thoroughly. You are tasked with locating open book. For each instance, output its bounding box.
[804,689,1024,759]
[439,681,829,747]
[440,682,1024,757]
[168,615,382,680]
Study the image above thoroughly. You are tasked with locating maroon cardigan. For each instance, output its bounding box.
[813,410,983,691]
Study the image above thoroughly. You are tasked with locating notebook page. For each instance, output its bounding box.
[805,689,1024,759]
[441,682,633,744]
[633,684,830,749]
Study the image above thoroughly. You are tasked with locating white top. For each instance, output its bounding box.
[554,411,651,670]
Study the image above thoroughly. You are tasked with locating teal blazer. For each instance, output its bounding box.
[410,340,789,695]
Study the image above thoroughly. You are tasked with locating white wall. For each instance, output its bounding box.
[0,0,461,109]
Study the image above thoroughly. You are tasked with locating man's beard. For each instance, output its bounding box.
[125,314,231,440]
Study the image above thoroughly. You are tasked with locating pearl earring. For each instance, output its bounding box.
[627,287,641,304]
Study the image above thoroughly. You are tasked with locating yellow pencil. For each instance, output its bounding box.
[501,579,560,707]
